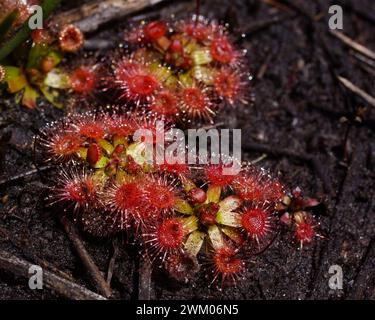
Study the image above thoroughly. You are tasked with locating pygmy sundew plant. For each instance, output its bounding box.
[38,110,322,285]
[108,15,252,123]
[144,163,284,285]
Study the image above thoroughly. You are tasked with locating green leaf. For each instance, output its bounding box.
[220,226,243,244]
[182,178,196,192]
[22,85,39,109]
[3,66,27,93]
[44,69,70,89]
[40,85,63,108]
[191,65,213,84]
[216,210,241,227]
[178,72,194,87]
[97,138,114,155]
[27,43,49,69]
[207,225,225,250]
[218,196,242,213]
[93,155,109,169]
[206,185,221,203]
[184,231,205,256]
[191,49,212,65]
[174,198,194,214]
[178,216,198,234]
[28,46,62,71]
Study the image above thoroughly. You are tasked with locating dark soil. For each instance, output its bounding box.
[0,0,374,300]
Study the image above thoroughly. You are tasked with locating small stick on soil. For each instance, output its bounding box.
[106,238,119,286]
[0,250,107,300]
[330,30,375,62]
[53,0,165,34]
[250,154,267,165]
[60,216,112,298]
[0,165,53,186]
[338,76,375,108]
[138,255,152,300]
[352,52,375,70]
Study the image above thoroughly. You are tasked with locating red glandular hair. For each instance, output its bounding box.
[203,163,238,187]
[178,82,215,123]
[39,110,150,164]
[69,66,97,95]
[293,213,319,248]
[209,247,244,287]
[149,89,179,118]
[58,24,84,53]
[232,167,284,204]
[238,206,274,245]
[99,176,151,230]
[142,217,185,262]
[142,175,179,217]
[39,118,82,162]
[49,167,99,214]
[72,114,106,140]
[112,58,161,107]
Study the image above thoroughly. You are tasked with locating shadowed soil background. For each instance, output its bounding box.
[0,0,374,300]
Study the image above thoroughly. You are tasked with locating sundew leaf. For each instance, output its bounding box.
[27,43,50,69]
[40,85,64,109]
[174,198,194,214]
[44,68,70,89]
[206,185,221,203]
[184,231,205,256]
[208,225,225,250]
[216,210,241,227]
[3,66,27,93]
[220,226,243,244]
[22,85,39,109]
[178,215,198,234]
[218,195,241,214]
[27,45,63,71]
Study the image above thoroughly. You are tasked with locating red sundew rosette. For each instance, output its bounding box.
[150,160,286,285]
[64,62,104,109]
[119,16,252,124]
[39,110,168,171]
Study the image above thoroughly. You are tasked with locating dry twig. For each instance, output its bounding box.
[53,0,165,33]
[330,30,375,62]
[60,216,112,298]
[0,165,53,186]
[0,250,107,300]
[338,76,375,108]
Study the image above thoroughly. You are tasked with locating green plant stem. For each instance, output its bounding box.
[0,10,19,43]
[0,0,61,62]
